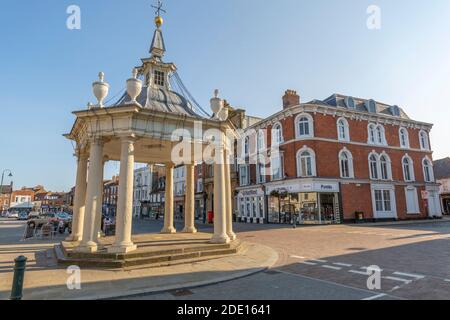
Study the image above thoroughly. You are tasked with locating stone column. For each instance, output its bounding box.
[66,151,88,242]
[182,164,197,233]
[93,157,107,240]
[109,137,137,253]
[224,150,237,241]
[211,134,230,244]
[161,163,176,234]
[76,138,104,253]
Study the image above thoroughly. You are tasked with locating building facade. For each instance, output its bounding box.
[133,165,153,218]
[0,184,13,212]
[434,157,450,215]
[236,90,441,224]
[103,176,119,216]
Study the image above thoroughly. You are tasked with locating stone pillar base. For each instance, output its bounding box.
[75,242,98,253]
[227,232,237,241]
[182,227,198,234]
[161,227,177,234]
[65,235,81,242]
[210,234,230,244]
[108,243,137,254]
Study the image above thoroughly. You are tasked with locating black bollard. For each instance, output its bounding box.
[10,256,27,300]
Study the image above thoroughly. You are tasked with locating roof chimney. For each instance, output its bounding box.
[282,90,300,109]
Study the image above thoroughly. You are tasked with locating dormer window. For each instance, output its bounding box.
[154,70,165,86]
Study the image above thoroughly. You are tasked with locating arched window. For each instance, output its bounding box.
[379,153,392,180]
[369,153,379,180]
[337,118,350,142]
[257,130,265,150]
[272,123,283,145]
[419,130,429,150]
[399,127,409,148]
[244,136,250,156]
[422,157,434,182]
[296,147,316,177]
[402,155,415,182]
[376,125,386,145]
[368,123,377,144]
[295,114,314,139]
[339,149,354,178]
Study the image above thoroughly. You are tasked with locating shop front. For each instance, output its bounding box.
[266,180,342,225]
[236,187,266,224]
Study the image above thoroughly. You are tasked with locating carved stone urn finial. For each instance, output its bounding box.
[210,89,224,120]
[92,71,110,108]
[127,68,143,106]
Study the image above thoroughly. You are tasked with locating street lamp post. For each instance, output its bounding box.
[0,169,13,195]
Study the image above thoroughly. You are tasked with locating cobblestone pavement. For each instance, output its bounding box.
[130,219,450,300]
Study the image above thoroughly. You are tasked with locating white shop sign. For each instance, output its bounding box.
[238,188,265,198]
[266,181,339,195]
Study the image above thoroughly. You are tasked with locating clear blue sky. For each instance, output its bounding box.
[0,0,449,191]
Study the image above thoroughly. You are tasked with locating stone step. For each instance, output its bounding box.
[55,241,243,269]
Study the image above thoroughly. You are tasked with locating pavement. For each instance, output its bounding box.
[0,220,277,300]
[1,217,450,300]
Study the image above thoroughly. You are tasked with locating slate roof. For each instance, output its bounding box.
[310,94,410,119]
[434,157,450,180]
[114,86,203,118]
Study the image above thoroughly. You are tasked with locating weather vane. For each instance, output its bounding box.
[152,0,166,18]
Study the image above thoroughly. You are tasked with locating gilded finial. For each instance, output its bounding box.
[152,0,166,28]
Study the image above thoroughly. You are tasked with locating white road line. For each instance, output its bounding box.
[333,262,353,267]
[310,259,327,263]
[444,279,450,283]
[290,255,306,260]
[393,272,425,280]
[349,270,368,275]
[299,261,317,266]
[362,293,387,301]
[361,266,384,272]
[322,265,342,271]
[382,276,412,284]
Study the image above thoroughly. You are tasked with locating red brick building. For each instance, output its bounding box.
[235,91,441,224]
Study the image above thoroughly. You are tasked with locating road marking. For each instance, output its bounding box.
[349,270,368,275]
[444,279,450,283]
[382,276,412,284]
[361,266,384,272]
[362,293,387,300]
[322,265,342,271]
[393,272,425,280]
[310,259,327,263]
[290,255,306,260]
[299,261,317,266]
[333,262,353,267]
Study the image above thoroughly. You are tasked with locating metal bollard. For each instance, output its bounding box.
[10,256,27,300]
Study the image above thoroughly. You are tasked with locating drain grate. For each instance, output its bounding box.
[169,289,194,297]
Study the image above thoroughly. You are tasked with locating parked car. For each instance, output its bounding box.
[27,212,58,230]
[7,211,19,219]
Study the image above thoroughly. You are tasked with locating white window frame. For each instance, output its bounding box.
[257,130,266,150]
[399,127,410,149]
[419,130,430,150]
[339,148,354,179]
[295,113,314,139]
[337,117,350,142]
[239,165,250,186]
[271,153,284,181]
[368,123,377,144]
[368,152,380,180]
[272,122,284,145]
[402,154,415,182]
[379,152,392,181]
[422,156,434,183]
[296,146,317,178]
[256,162,266,184]
[371,184,397,219]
